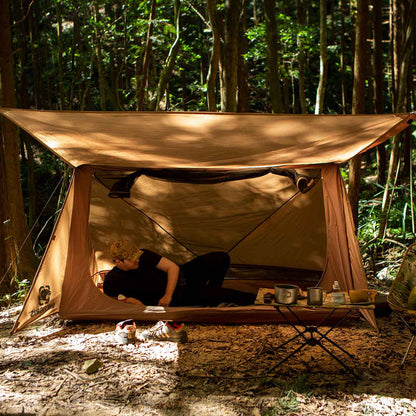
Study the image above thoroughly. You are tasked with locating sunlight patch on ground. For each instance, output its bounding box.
[351,394,416,415]
[135,340,180,363]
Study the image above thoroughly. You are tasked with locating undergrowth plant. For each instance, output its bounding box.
[0,276,31,308]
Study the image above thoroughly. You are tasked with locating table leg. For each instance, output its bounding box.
[266,342,308,375]
[267,305,357,375]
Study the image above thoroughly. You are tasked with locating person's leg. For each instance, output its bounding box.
[180,252,230,288]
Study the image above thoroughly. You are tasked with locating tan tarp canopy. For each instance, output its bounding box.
[1,108,414,333]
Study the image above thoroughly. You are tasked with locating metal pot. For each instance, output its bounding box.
[274,284,299,305]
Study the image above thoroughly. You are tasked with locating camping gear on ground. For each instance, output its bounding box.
[1,109,414,334]
[349,289,377,304]
[387,244,416,367]
[275,284,299,304]
[259,295,376,376]
[307,287,327,306]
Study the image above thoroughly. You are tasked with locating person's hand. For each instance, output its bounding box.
[158,294,172,306]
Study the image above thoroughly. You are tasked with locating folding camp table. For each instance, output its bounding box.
[255,289,375,376]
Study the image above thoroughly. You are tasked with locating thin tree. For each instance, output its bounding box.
[339,0,347,113]
[93,1,118,110]
[220,0,240,112]
[0,139,10,296]
[206,0,222,111]
[264,0,284,113]
[373,0,386,184]
[314,0,328,114]
[137,0,157,111]
[153,0,182,111]
[297,0,307,114]
[348,0,369,228]
[56,0,66,109]
[237,2,249,112]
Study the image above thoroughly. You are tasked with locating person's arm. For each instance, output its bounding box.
[156,257,180,306]
[119,296,145,306]
[118,294,145,306]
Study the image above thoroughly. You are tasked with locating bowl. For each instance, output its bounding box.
[349,289,377,304]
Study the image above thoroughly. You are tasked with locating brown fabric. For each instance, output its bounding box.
[229,178,326,270]
[319,165,376,328]
[11,174,76,332]
[0,109,414,168]
[13,163,369,331]
[7,110,414,332]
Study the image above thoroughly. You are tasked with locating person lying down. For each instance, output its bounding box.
[103,240,256,307]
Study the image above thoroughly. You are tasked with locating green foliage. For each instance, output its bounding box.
[10,0,359,113]
[0,276,31,307]
[358,179,416,246]
[260,374,311,415]
[262,391,301,415]
[283,373,312,394]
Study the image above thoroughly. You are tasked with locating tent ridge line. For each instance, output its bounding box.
[1,107,413,118]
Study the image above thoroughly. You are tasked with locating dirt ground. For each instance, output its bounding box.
[1,304,416,416]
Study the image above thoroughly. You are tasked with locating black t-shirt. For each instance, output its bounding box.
[103,249,167,305]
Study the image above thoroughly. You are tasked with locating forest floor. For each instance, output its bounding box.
[1,297,416,416]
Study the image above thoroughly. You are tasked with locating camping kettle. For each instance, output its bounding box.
[274,284,299,305]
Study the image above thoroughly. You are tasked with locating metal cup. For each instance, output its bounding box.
[307,287,326,306]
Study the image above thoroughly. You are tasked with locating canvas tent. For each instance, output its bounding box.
[1,108,414,333]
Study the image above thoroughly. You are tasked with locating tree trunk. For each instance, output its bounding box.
[206,0,221,111]
[297,0,307,114]
[0,143,11,296]
[220,0,240,112]
[402,64,414,178]
[283,62,290,112]
[93,2,118,110]
[30,0,44,108]
[17,1,37,229]
[314,0,328,114]
[391,0,403,111]
[137,0,157,111]
[69,0,80,110]
[264,0,283,113]
[348,0,369,228]
[373,0,386,184]
[180,59,187,110]
[56,0,66,109]
[0,0,35,281]
[23,135,36,229]
[153,0,182,111]
[93,2,106,110]
[339,0,347,114]
[237,2,249,112]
